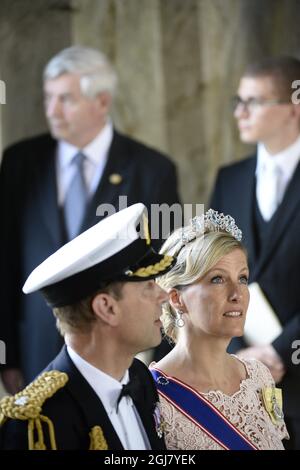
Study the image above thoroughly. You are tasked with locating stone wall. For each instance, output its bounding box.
[0,0,72,148]
[0,0,300,205]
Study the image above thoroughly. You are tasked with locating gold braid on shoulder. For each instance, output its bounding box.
[0,370,68,450]
[131,255,173,278]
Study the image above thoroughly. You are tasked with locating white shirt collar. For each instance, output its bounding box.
[256,135,300,178]
[67,345,129,414]
[58,120,113,169]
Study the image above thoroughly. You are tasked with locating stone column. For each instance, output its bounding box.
[0,0,72,150]
[72,0,168,152]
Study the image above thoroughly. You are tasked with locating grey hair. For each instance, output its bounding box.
[43,45,118,98]
[157,228,246,343]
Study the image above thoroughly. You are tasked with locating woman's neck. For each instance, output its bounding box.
[157,333,245,395]
[177,336,230,377]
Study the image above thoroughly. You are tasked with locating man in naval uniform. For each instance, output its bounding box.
[0,203,174,450]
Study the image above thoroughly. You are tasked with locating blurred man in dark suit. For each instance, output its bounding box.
[0,204,172,449]
[210,56,300,449]
[0,46,180,392]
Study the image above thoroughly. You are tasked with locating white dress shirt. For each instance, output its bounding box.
[256,135,300,220]
[56,121,113,206]
[67,346,150,450]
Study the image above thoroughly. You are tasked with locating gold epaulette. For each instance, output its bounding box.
[0,370,68,450]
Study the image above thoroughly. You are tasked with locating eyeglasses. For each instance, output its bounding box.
[232,95,290,112]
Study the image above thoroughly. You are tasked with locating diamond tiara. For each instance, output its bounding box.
[181,209,242,245]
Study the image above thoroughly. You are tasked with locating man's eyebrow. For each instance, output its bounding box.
[206,266,249,274]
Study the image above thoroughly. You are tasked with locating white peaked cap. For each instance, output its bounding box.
[23,203,174,307]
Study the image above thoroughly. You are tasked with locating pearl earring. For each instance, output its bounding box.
[175,309,185,328]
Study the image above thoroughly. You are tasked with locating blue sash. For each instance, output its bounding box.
[151,368,258,450]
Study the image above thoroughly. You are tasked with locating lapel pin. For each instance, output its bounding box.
[109,173,123,185]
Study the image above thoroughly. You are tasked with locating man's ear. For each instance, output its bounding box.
[168,288,186,313]
[95,91,112,114]
[91,292,120,326]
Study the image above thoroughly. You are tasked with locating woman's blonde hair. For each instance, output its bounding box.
[157,225,246,343]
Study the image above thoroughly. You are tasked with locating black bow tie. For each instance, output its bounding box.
[116,376,141,411]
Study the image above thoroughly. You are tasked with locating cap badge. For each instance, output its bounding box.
[143,214,151,245]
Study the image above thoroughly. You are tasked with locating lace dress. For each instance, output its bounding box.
[151,359,289,450]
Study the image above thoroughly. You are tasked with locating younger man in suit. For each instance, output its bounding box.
[0,46,180,391]
[210,56,300,449]
[0,203,173,449]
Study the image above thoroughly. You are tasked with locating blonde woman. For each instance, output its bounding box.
[150,209,289,450]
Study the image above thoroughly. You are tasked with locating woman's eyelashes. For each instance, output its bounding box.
[210,274,249,285]
[211,275,223,284]
[239,275,249,285]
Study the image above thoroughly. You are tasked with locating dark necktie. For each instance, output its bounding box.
[116,376,141,412]
[64,152,87,240]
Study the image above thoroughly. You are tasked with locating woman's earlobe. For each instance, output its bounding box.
[169,288,185,311]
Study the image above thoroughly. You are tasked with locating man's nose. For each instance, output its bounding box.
[156,284,169,303]
[228,283,243,302]
[234,102,249,119]
[46,97,62,117]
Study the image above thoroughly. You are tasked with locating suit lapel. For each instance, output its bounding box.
[129,361,164,450]
[133,398,158,450]
[253,161,300,278]
[49,349,165,450]
[31,131,135,244]
[234,158,257,266]
[51,347,124,449]
[34,139,63,247]
[81,131,134,231]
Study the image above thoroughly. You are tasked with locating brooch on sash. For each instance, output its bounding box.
[261,387,284,424]
[153,402,165,439]
[157,375,169,386]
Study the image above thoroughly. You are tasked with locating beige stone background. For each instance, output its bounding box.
[0,0,300,396]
